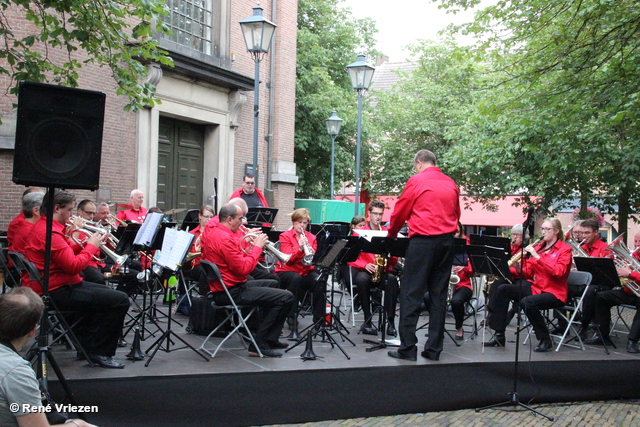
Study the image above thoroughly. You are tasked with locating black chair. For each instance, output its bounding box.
[8,251,94,365]
[1,248,20,290]
[198,260,262,358]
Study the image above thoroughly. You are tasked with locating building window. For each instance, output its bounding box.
[164,0,220,56]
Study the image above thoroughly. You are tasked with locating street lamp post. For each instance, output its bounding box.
[326,111,343,200]
[239,4,277,188]
[346,54,375,216]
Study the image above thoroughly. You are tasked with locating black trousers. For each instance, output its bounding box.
[594,289,640,341]
[276,271,325,321]
[49,281,130,357]
[212,280,293,346]
[353,269,399,325]
[579,284,613,330]
[451,286,473,330]
[489,280,563,342]
[398,234,454,359]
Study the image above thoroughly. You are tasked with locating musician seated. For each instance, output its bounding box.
[200,204,293,357]
[484,218,572,352]
[451,222,473,340]
[74,199,107,285]
[337,215,366,306]
[348,200,399,337]
[485,223,525,325]
[572,218,613,338]
[585,230,640,353]
[275,208,326,331]
[22,190,130,369]
[183,205,215,297]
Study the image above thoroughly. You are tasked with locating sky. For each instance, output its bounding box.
[340,0,486,62]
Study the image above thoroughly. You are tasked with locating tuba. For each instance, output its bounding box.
[606,234,640,297]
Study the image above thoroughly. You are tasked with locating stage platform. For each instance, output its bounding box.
[43,291,640,427]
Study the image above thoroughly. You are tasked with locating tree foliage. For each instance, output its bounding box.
[0,0,173,111]
[295,0,379,198]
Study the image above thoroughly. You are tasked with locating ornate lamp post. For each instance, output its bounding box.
[326,111,343,200]
[346,54,375,215]
[239,4,277,187]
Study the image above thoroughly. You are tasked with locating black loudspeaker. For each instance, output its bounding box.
[12,81,106,190]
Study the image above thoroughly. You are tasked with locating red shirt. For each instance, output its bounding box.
[116,206,148,223]
[347,224,397,272]
[7,212,26,246]
[626,252,640,295]
[229,188,269,208]
[22,217,100,294]
[581,238,611,258]
[275,228,316,276]
[200,223,263,292]
[8,220,35,256]
[388,166,460,239]
[522,240,572,303]
[509,243,523,280]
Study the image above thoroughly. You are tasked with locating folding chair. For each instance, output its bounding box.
[198,260,263,358]
[610,304,637,337]
[550,271,592,351]
[8,251,93,365]
[1,249,20,291]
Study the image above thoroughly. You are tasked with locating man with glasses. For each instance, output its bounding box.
[73,199,107,285]
[229,173,269,208]
[348,199,400,336]
[201,204,293,357]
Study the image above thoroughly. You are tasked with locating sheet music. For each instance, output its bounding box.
[133,212,164,247]
[354,229,388,241]
[155,228,194,271]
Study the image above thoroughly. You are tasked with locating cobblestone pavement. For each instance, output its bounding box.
[265,400,640,427]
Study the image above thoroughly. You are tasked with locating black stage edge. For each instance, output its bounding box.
[50,359,640,427]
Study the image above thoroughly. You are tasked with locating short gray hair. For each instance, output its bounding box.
[22,192,44,218]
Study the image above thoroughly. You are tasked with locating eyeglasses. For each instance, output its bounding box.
[201,215,214,220]
[81,209,95,216]
[540,227,553,232]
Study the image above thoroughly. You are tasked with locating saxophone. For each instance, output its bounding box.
[372,254,388,284]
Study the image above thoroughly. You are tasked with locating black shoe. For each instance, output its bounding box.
[267,341,289,349]
[248,345,283,358]
[484,333,505,347]
[584,335,613,346]
[534,338,553,352]
[420,350,440,361]
[117,337,128,348]
[360,326,377,336]
[386,324,397,337]
[577,326,590,341]
[549,326,565,335]
[387,350,417,362]
[455,332,464,341]
[88,354,125,369]
[626,340,639,353]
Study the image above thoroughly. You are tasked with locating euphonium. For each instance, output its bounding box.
[564,226,589,257]
[67,224,128,268]
[184,234,201,264]
[372,254,387,284]
[240,227,291,269]
[606,234,640,297]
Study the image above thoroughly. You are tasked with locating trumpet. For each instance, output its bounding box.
[239,226,291,269]
[297,231,315,266]
[66,223,128,268]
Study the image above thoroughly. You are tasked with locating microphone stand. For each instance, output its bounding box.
[476,207,553,421]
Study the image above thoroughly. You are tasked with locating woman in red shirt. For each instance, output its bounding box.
[485,218,572,352]
[275,209,325,335]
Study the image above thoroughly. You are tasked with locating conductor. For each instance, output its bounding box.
[386,150,461,361]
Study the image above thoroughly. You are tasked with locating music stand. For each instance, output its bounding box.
[114,223,141,256]
[246,207,278,228]
[466,245,512,284]
[144,229,208,366]
[574,256,620,353]
[285,239,355,360]
[469,234,511,255]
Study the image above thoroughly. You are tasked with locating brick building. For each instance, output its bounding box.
[0,0,298,231]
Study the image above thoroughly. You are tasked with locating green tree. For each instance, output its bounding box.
[0,0,173,111]
[295,0,379,199]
